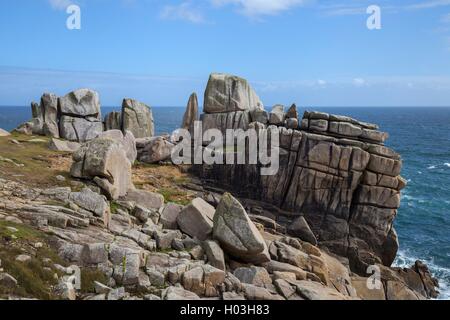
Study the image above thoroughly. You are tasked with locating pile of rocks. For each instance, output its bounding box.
[0,177,438,300]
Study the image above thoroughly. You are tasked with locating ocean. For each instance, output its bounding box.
[1,106,449,299]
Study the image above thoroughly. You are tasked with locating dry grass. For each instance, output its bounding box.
[0,133,73,188]
[132,163,196,205]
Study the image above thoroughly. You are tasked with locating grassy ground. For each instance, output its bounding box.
[0,220,66,299]
[133,163,196,206]
[0,133,73,188]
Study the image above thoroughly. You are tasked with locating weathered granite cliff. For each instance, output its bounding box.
[0,74,440,300]
[195,73,406,275]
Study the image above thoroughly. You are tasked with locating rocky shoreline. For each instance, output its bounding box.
[0,73,440,300]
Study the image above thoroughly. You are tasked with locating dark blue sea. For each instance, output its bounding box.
[1,106,449,299]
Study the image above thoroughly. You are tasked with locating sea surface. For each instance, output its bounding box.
[1,106,449,299]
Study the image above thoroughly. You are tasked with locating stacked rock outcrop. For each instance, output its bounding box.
[59,89,103,142]
[17,90,155,143]
[195,73,406,273]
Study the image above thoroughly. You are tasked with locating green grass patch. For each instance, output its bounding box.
[158,187,191,206]
[80,268,109,294]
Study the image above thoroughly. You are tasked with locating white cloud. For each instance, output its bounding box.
[160,2,205,24]
[407,0,450,10]
[48,0,73,10]
[353,78,367,87]
[317,79,327,86]
[211,0,310,17]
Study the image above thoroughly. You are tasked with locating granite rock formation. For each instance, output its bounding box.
[195,73,406,274]
[181,93,199,131]
[59,89,103,142]
[121,99,155,138]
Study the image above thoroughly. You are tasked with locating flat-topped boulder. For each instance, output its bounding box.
[203,73,264,114]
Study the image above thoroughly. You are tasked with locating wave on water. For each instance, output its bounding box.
[394,250,450,300]
[445,163,450,168]
[427,165,436,170]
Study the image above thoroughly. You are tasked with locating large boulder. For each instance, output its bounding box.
[203,73,264,114]
[58,89,103,142]
[136,136,175,164]
[48,138,81,153]
[121,99,154,138]
[177,198,215,241]
[41,93,60,137]
[59,89,101,116]
[181,92,199,130]
[97,130,137,164]
[213,193,270,264]
[122,189,164,211]
[28,93,59,137]
[70,138,133,200]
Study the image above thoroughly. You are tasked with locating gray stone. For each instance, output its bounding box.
[177,198,215,241]
[137,136,175,164]
[48,138,81,152]
[203,240,226,271]
[203,73,264,114]
[154,230,182,250]
[233,266,272,287]
[242,283,284,300]
[122,98,154,138]
[55,280,76,300]
[97,129,137,164]
[160,203,184,230]
[71,138,134,201]
[182,265,226,297]
[269,105,285,125]
[15,254,32,263]
[163,286,200,300]
[0,273,18,288]
[59,89,101,117]
[287,216,317,245]
[123,189,164,211]
[59,116,103,142]
[250,109,269,124]
[181,93,199,130]
[41,93,60,138]
[213,193,270,264]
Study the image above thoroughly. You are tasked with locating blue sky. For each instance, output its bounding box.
[0,0,450,106]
